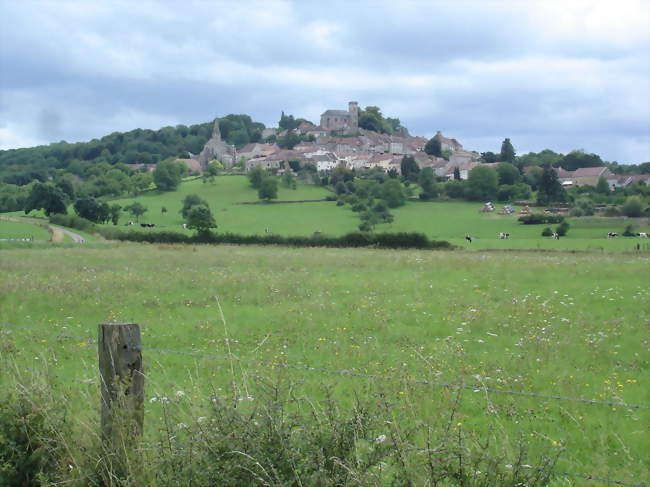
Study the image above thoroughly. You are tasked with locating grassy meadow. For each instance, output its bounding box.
[107,176,650,251]
[1,243,648,485]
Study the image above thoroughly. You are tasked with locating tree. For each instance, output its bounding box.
[500,138,516,163]
[153,159,184,191]
[248,167,266,189]
[453,166,461,181]
[276,132,301,150]
[74,197,107,222]
[596,176,610,194]
[123,202,148,222]
[287,159,302,172]
[622,196,644,217]
[109,204,121,225]
[524,166,544,190]
[186,204,217,234]
[282,172,296,189]
[131,172,153,194]
[424,137,442,157]
[377,179,406,208]
[400,156,420,182]
[481,151,499,163]
[180,194,208,219]
[466,166,498,201]
[203,160,222,184]
[560,150,603,171]
[537,166,565,204]
[258,177,278,201]
[497,162,521,185]
[418,167,438,200]
[24,182,67,216]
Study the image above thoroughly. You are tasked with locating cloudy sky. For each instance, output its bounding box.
[1,0,649,163]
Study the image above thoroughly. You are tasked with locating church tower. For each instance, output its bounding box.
[348,101,359,130]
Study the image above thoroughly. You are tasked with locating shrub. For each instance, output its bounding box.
[541,227,553,236]
[49,213,95,232]
[622,196,644,217]
[0,375,69,486]
[622,224,637,237]
[601,205,621,217]
[556,221,570,236]
[518,214,565,225]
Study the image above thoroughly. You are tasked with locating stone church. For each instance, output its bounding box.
[197,119,235,168]
[320,101,359,132]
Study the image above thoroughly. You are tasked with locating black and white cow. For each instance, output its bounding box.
[465,235,473,243]
[607,232,618,238]
[551,232,559,240]
[638,232,649,238]
[499,232,510,239]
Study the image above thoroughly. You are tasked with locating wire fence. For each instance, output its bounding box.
[2,322,649,410]
[1,322,647,487]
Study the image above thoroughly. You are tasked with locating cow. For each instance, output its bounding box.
[182,223,187,229]
[465,235,473,243]
[607,232,618,238]
[499,232,510,239]
[140,223,155,228]
[639,232,649,238]
[124,221,134,226]
[551,232,559,240]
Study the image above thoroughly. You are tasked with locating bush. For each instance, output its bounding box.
[622,196,644,217]
[556,221,570,236]
[518,214,564,225]
[622,224,637,237]
[601,205,621,217]
[49,213,95,232]
[0,375,69,486]
[541,227,553,236]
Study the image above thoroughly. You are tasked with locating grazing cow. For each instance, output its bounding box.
[607,232,618,238]
[639,232,649,238]
[551,232,559,240]
[140,223,147,228]
[182,223,187,229]
[465,235,473,243]
[124,221,134,226]
[499,232,510,239]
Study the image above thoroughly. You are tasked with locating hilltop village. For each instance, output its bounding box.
[193,101,479,180]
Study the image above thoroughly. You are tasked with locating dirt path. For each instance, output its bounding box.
[0,215,86,243]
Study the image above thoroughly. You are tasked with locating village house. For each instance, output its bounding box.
[433,131,463,152]
[237,142,279,161]
[554,166,612,187]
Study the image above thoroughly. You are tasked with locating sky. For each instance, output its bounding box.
[1,0,649,164]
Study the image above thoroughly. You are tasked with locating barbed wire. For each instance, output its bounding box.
[2,323,647,487]
[3,323,648,410]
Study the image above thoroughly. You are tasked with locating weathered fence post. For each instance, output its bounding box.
[98,323,144,447]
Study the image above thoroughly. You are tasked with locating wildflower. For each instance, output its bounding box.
[175,390,186,398]
[374,434,387,443]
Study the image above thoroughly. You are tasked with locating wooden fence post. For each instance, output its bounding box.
[98,323,144,447]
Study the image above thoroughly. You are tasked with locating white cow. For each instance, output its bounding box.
[499,232,510,239]
[639,232,648,238]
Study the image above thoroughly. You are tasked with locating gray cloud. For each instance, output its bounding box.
[1,0,648,163]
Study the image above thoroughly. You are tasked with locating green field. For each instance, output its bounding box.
[103,176,650,251]
[0,218,51,240]
[1,244,648,485]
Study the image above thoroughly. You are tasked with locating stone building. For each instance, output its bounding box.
[320,101,359,132]
[197,119,236,168]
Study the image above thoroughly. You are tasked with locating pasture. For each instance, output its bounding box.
[104,176,650,252]
[1,243,648,485]
[0,218,50,240]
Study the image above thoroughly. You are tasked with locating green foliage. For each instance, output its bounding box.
[570,197,595,217]
[49,213,95,232]
[622,196,644,217]
[258,177,278,201]
[247,167,266,189]
[400,156,420,182]
[153,159,185,191]
[622,224,637,237]
[180,194,208,219]
[480,151,499,163]
[524,166,544,190]
[537,166,566,204]
[377,179,406,208]
[186,205,217,234]
[418,167,439,200]
[559,150,603,171]
[218,114,265,148]
[555,220,570,236]
[466,166,498,201]
[424,137,442,157]
[123,201,148,222]
[518,213,565,225]
[497,182,531,202]
[74,197,110,223]
[24,182,67,216]
[0,375,69,486]
[445,179,466,199]
[518,149,562,168]
[596,176,610,194]
[497,162,521,185]
[500,138,516,163]
[276,131,302,149]
[541,227,553,236]
[357,106,403,134]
